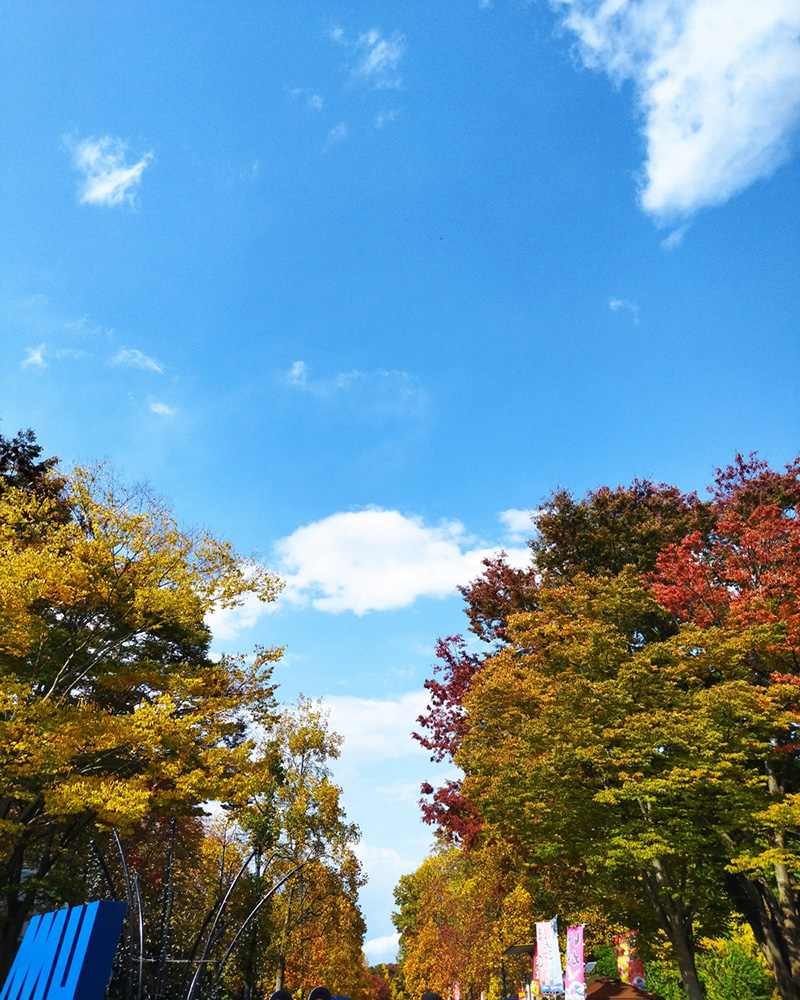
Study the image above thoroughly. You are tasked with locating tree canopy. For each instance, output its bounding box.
[408,454,800,1000]
[0,432,371,999]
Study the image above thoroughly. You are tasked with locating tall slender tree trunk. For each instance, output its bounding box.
[275,954,286,992]
[0,842,30,982]
[732,873,800,1000]
[0,901,24,983]
[773,855,800,983]
[275,881,295,992]
[668,917,704,1000]
[643,862,705,1000]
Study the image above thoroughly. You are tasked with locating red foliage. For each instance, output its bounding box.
[418,778,484,847]
[711,452,800,514]
[415,636,481,762]
[652,504,800,654]
[369,970,392,1000]
[414,636,485,844]
[458,554,539,644]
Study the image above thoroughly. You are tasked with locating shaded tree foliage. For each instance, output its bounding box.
[412,455,800,1000]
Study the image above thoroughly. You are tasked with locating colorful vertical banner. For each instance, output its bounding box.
[614,931,646,989]
[530,947,542,999]
[564,925,585,1000]
[535,917,563,995]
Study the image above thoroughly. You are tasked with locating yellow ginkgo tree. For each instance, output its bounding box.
[0,452,282,976]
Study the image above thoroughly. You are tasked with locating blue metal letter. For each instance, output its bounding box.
[0,901,126,1000]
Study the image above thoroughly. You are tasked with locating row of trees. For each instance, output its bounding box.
[0,430,371,999]
[396,456,800,1000]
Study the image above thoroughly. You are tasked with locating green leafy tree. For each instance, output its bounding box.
[257,696,366,998]
[415,457,800,1000]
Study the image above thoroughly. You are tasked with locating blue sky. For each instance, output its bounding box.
[2,0,800,963]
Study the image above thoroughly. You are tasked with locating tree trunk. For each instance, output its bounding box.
[730,873,800,1000]
[767,764,800,987]
[0,842,30,982]
[773,856,800,984]
[275,953,286,992]
[0,906,24,984]
[643,862,705,1000]
[669,918,704,1000]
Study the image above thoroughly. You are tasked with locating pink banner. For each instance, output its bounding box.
[531,946,542,998]
[564,925,585,999]
[535,918,563,994]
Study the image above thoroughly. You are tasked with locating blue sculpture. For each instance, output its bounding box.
[0,901,126,1000]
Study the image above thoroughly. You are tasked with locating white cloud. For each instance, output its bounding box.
[356,845,410,876]
[325,690,430,761]
[285,361,427,419]
[323,121,349,150]
[661,223,689,249]
[53,348,90,360]
[275,508,531,614]
[363,931,400,962]
[331,26,406,90]
[354,29,406,88]
[553,0,800,218]
[206,589,276,644]
[290,87,324,110]
[499,508,535,541]
[110,347,163,373]
[374,109,401,128]
[287,360,308,386]
[609,297,640,324]
[64,314,113,338]
[21,344,46,369]
[149,401,175,417]
[71,136,154,207]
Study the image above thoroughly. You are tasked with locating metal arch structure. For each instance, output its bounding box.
[0,823,308,1000]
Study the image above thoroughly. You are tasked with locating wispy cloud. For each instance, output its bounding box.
[71,135,154,207]
[553,0,800,219]
[149,401,175,417]
[285,360,427,419]
[290,87,324,111]
[64,314,114,338]
[287,360,308,386]
[110,347,163,373]
[53,348,90,360]
[275,508,531,614]
[661,223,690,249]
[609,297,640,324]
[354,29,406,88]
[331,26,406,90]
[323,121,349,150]
[21,345,46,369]
[374,109,400,128]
